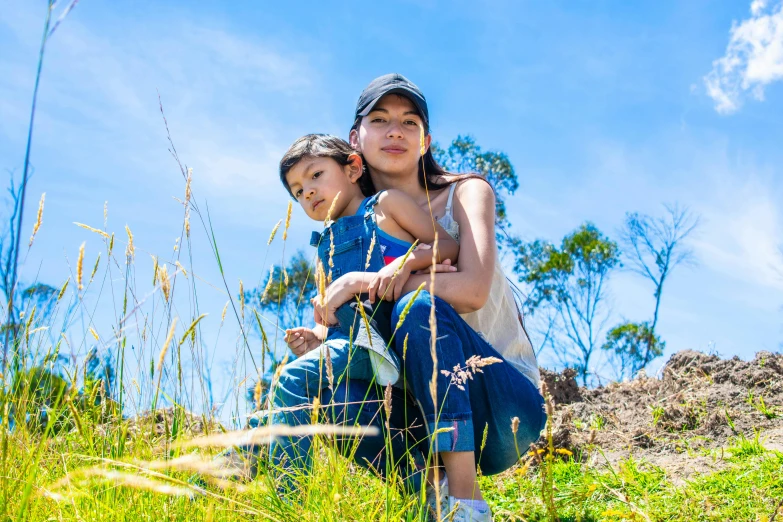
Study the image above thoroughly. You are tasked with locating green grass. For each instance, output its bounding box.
[1,407,782,521]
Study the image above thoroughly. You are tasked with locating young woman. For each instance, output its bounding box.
[321,74,546,521]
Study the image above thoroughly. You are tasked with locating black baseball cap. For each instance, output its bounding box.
[353,73,429,130]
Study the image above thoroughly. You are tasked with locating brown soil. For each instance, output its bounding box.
[537,350,783,483]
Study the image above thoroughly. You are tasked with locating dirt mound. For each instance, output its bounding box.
[123,407,222,439]
[540,350,783,482]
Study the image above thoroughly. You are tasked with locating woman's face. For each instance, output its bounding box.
[350,94,431,180]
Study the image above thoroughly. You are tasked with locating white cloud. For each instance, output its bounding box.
[691,175,783,290]
[704,0,783,113]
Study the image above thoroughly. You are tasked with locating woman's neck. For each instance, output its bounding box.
[370,168,427,202]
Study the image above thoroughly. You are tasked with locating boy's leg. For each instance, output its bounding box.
[268,339,372,474]
[323,378,429,495]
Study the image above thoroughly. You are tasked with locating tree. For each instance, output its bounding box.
[509,223,620,384]
[244,250,316,333]
[602,321,665,380]
[612,204,698,373]
[432,136,519,230]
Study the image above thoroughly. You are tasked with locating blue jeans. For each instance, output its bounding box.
[268,338,373,471]
[385,290,545,476]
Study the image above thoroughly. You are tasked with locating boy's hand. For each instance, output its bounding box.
[285,327,322,357]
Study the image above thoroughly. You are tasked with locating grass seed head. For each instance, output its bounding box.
[267,219,282,245]
[283,201,293,240]
[89,252,101,283]
[324,191,340,226]
[29,192,45,247]
[76,242,85,291]
[157,264,171,302]
[124,225,135,263]
[156,318,179,376]
[239,279,245,317]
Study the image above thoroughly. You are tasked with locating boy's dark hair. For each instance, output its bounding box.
[279,134,376,198]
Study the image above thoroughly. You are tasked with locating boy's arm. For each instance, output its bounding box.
[379,190,460,265]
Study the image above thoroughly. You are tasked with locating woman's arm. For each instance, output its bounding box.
[399,178,497,314]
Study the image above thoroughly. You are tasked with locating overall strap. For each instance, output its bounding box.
[358,191,385,217]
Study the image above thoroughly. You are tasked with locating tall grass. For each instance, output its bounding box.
[3,5,783,521]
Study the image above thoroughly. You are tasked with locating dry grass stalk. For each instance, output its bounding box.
[139,454,239,479]
[184,168,192,237]
[175,260,187,277]
[86,468,193,497]
[108,233,114,256]
[261,265,274,302]
[402,333,409,360]
[329,229,335,268]
[365,231,376,269]
[511,416,520,434]
[57,277,70,301]
[282,267,289,287]
[428,235,441,520]
[29,192,45,246]
[440,355,503,391]
[311,396,321,424]
[89,252,100,284]
[103,201,108,228]
[323,345,334,391]
[179,313,207,347]
[76,242,85,291]
[253,380,264,411]
[419,124,426,156]
[383,382,393,429]
[74,222,110,239]
[283,201,293,241]
[324,190,341,226]
[221,301,229,324]
[267,219,282,245]
[239,279,245,318]
[89,327,99,341]
[157,264,171,302]
[152,255,159,285]
[394,282,426,332]
[125,225,135,263]
[156,318,178,376]
[268,353,290,398]
[178,423,380,449]
[315,260,326,302]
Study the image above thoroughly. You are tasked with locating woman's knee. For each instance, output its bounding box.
[392,290,433,328]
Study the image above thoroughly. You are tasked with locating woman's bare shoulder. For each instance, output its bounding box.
[452,176,495,205]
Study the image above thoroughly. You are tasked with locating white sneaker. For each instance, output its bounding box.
[425,479,449,520]
[446,496,493,522]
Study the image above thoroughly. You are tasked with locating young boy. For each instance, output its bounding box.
[267,133,459,474]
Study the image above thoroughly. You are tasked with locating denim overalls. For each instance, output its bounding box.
[309,192,400,385]
[266,193,403,476]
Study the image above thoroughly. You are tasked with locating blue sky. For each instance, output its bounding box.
[1,1,782,419]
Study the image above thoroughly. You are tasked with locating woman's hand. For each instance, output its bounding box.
[285,327,322,357]
[368,251,457,303]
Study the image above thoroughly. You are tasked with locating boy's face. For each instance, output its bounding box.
[285,155,364,222]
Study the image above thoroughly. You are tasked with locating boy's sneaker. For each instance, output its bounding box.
[446,496,493,522]
[425,479,449,520]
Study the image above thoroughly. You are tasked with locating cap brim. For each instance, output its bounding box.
[357,87,428,123]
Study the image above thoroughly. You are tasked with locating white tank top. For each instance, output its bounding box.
[437,183,541,388]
